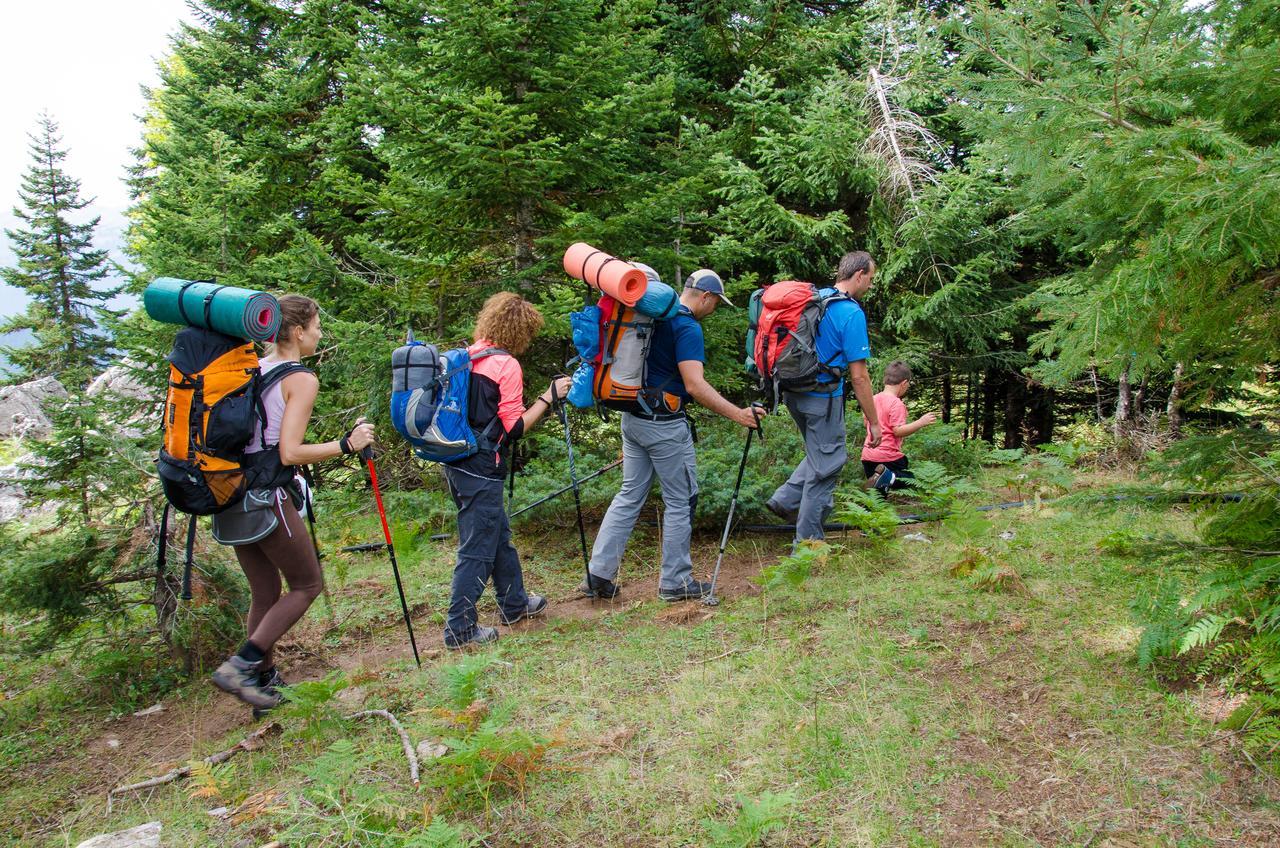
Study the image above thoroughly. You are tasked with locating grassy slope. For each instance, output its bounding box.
[5,473,1280,847]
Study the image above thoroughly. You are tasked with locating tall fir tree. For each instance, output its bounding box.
[1,114,114,384]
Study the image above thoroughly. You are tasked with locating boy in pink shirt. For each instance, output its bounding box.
[862,361,937,492]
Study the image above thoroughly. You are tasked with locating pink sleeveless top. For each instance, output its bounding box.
[245,359,296,454]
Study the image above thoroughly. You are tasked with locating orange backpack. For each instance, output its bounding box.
[157,327,305,515]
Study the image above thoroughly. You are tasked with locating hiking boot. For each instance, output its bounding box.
[211,655,281,710]
[578,574,620,599]
[765,498,799,523]
[444,625,500,650]
[659,579,712,602]
[259,666,287,695]
[501,594,549,626]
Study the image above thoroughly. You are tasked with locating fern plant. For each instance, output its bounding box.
[277,671,350,740]
[834,488,900,541]
[756,541,831,591]
[904,460,981,514]
[440,652,501,711]
[701,792,796,848]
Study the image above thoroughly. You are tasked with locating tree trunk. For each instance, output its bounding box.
[1134,370,1149,418]
[981,368,999,443]
[1114,361,1132,444]
[1167,361,1185,439]
[514,197,535,288]
[1004,371,1026,449]
[941,367,952,425]
[963,371,975,440]
[1026,385,1056,446]
[1089,364,1104,422]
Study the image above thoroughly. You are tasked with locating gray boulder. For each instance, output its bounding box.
[87,365,149,402]
[0,376,66,439]
[74,822,162,848]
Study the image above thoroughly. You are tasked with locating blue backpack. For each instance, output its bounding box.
[390,335,507,463]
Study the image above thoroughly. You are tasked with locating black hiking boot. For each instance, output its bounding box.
[501,594,549,626]
[765,498,799,523]
[250,667,289,719]
[578,574,620,599]
[444,625,499,650]
[659,579,712,602]
[211,655,281,710]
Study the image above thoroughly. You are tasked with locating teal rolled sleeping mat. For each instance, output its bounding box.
[143,278,281,342]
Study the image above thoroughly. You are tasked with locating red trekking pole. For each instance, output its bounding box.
[362,447,422,667]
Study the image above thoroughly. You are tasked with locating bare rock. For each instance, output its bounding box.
[87,365,149,402]
[0,376,66,438]
[74,822,161,848]
[416,739,449,760]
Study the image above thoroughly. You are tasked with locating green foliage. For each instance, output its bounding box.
[1133,578,1190,672]
[440,653,501,711]
[278,672,350,740]
[1,114,115,383]
[756,541,831,592]
[0,527,124,647]
[834,487,900,542]
[431,707,557,809]
[904,460,982,514]
[700,791,796,848]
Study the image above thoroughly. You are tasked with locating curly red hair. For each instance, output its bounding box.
[473,292,544,355]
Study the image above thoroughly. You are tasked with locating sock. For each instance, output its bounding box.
[237,640,266,665]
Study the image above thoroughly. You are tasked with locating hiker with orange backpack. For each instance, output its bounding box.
[757,251,882,543]
[207,294,375,711]
[583,267,763,602]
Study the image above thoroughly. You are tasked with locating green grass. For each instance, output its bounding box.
[3,471,1279,846]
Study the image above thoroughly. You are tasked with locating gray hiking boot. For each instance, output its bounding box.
[578,574,620,599]
[501,594,549,625]
[765,498,799,523]
[211,655,281,710]
[659,579,712,602]
[445,625,499,650]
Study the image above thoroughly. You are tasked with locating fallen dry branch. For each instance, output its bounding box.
[347,709,420,786]
[107,721,281,813]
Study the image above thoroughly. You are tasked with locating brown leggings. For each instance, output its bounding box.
[232,496,324,667]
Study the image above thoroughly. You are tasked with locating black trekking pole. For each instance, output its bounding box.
[509,458,623,519]
[361,447,422,667]
[300,465,336,623]
[550,380,592,593]
[704,404,765,607]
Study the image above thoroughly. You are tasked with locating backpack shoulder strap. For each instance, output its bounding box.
[469,347,509,363]
[258,362,313,394]
[255,363,314,450]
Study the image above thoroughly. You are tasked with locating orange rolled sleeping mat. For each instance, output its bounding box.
[563,242,648,306]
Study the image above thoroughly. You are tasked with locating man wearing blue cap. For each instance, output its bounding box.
[767,251,881,543]
[582,267,764,601]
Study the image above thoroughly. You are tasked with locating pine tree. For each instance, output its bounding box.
[1,114,115,384]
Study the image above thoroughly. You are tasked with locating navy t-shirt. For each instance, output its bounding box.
[807,290,871,398]
[641,307,705,410]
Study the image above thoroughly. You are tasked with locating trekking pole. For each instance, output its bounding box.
[550,380,592,592]
[300,465,336,623]
[704,404,765,607]
[361,447,422,668]
[509,458,623,519]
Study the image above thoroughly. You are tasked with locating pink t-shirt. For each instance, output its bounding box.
[467,339,526,436]
[862,390,908,462]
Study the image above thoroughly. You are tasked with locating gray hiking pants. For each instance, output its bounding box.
[589,413,699,591]
[770,392,847,542]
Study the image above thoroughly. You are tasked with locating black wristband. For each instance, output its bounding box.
[339,435,352,455]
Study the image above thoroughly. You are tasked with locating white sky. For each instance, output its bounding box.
[0,0,198,318]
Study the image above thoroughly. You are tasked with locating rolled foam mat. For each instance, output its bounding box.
[143,278,281,342]
[634,277,679,320]
[563,243,647,306]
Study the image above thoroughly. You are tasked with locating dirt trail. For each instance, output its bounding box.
[64,537,773,829]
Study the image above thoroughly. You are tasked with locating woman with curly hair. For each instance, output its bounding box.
[443,292,570,649]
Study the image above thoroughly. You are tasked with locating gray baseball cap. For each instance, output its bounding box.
[685,268,734,307]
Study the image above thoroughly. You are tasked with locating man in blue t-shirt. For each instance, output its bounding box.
[767,251,882,542]
[584,266,763,602]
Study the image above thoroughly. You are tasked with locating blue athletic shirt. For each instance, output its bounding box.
[806,289,871,398]
[641,306,705,411]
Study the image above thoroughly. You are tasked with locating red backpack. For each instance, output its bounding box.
[752,281,849,403]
